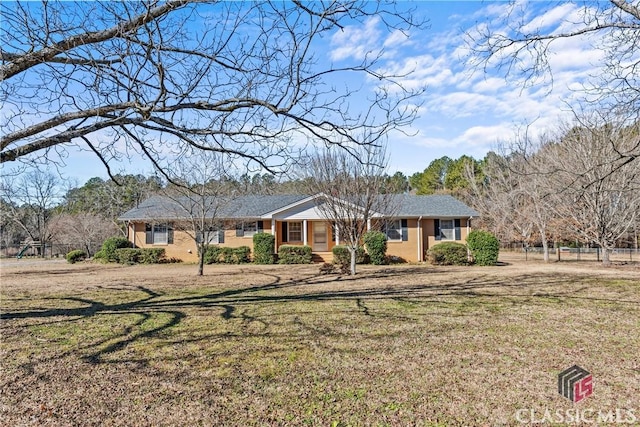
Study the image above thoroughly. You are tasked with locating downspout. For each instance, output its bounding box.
[417,216,423,262]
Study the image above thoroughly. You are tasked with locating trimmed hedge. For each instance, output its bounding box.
[204,245,251,264]
[95,237,132,262]
[114,248,166,265]
[66,249,86,264]
[426,242,469,266]
[332,245,369,266]
[363,230,387,265]
[467,230,500,266]
[278,245,312,264]
[253,233,275,264]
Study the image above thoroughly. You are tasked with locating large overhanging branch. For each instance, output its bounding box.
[0,0,189,80]
[1,1,425,174]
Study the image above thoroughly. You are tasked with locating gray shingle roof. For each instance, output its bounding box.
[118,194,308,221]
[118,193,478,221]
[389,194,479,217]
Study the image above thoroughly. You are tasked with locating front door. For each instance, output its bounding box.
[312,222,328,252]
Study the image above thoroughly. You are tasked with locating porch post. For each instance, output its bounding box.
[271,220,277,254]
[417,216,422,262]
[303,219,308,246]
[335,224,340,246]
[367,218,371,231]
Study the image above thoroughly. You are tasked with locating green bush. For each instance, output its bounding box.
[278,245,312,264]
[332,245,368,266]
[115,248,141,265]
[253,233,275,264]
[363,230,387,265]
[99,237,132,262]
[204,245,251,264]
[66,249,86,264]
[467,230,500,266]
[426,242,469,266]
[114,248,166,265]
[139,248,166,264]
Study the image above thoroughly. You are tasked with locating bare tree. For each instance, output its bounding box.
[543,117,640,265]
[50,212,120,256]
[465,153,525,245]
[467,1,640,171]
[161,151,235,276]
[0,169,61,256]
[302,145,396,275]
[1,1,423,178]
[468,1,640,111]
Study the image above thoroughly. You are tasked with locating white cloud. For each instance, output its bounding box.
[329,17,382,62]
[520,3,577,33]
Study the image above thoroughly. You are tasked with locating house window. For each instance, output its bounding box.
[146,223,173,245]
[197,227,223,244]
[385,219,402,241]
[288,221,302,242]
[154,224,168,244]
[236,221,258,237]
[243,222,257,237]
[440,219,455,240]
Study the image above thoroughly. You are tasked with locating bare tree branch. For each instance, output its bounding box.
[1,1,424,175]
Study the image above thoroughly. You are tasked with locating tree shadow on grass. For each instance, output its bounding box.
[2,268,637,370]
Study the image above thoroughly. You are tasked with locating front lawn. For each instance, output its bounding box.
[1,260,638,425]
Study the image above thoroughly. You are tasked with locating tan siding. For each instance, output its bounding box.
[386,218,419,262]
[425,218,470,252]
[127,217,471,264]
[129,220,275,263]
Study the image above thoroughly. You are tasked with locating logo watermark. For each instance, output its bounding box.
[515,408,637,424]
[514,365,637,424]
[558,364,593,402]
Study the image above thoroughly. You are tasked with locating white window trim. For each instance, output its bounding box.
[440,219,455,241]
[385,219,402,242]
[199,228,223,244]
[288,221,303,242]
[153,223,168,245]
[242,221,258,238]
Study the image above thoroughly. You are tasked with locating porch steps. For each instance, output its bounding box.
[312,252,333,263]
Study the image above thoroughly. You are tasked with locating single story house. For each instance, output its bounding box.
[118,194,479,263]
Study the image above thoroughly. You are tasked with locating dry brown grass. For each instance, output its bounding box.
[1,257,639,426]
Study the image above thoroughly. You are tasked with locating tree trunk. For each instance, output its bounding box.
[541,234,549,263]
[198,243,204,276]
[602,248,611,266]
[350,247,357,275]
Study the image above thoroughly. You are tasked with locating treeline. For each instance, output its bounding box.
[466,118,640,264]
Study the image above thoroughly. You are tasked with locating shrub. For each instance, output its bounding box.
[66,249,86,264]
[426,242,469,266]
[99,237,132,262]
[204,245,223,264]
[253,233,275,264]
[363,230,387,265]
[115,248,141,265]
[278,245,312,264]
[467,230,500,266]
[139,248,166,264]
[204,245,250,264]
[332,245,368,266]
[231,246,251,264]
[114,248,166,265]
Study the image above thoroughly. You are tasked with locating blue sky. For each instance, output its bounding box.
[5,1,604,184]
